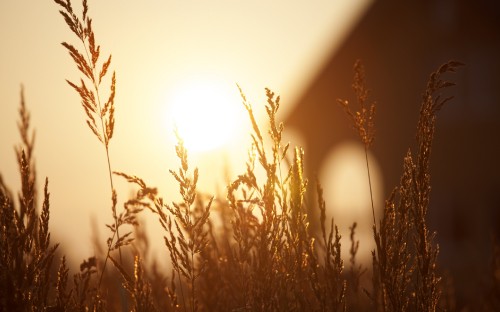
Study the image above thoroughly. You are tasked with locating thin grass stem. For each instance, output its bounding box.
[178,271,188,312]
[81,38,122,263]
[364,145,376,227]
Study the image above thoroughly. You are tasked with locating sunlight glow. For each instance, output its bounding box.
[167,78,246,152]
[0,0,373,266]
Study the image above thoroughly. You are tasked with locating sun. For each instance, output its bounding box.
[167,77,246,152]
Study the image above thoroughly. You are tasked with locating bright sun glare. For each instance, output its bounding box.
[167,78,246,152]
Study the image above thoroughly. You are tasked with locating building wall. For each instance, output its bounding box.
[286,0,500,307]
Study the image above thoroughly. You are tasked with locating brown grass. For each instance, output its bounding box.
[0,86,59,311]
[3,0,498,311]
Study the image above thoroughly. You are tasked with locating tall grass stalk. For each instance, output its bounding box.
[0,87,59,310]
[338,60,377,227]
[53,0,123,286]
[372,61,463,311]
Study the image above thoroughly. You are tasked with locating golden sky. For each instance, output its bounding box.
[0,0,371,265]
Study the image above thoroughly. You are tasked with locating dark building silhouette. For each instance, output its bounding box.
[286,0,500,307]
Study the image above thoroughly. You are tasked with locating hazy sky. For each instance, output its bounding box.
[0,0,371,265]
